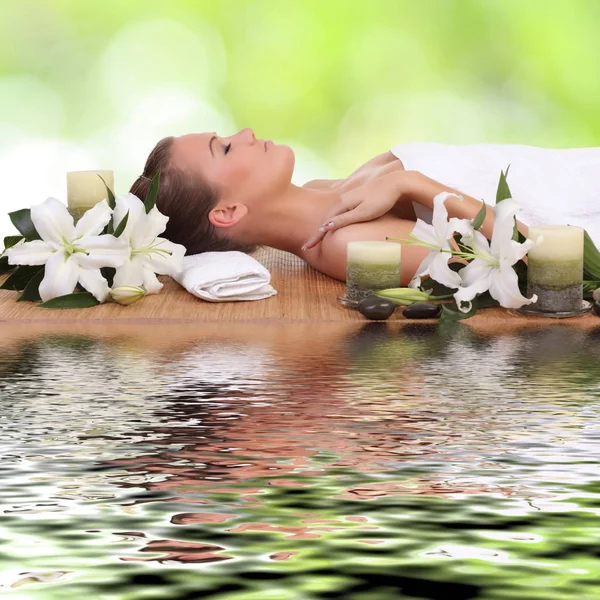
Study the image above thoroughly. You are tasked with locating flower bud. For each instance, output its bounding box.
[375,288,431,306]
[109,285,146,306]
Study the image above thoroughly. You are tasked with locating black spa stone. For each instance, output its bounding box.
[358,295,397,321]
[594,301,600,316]
[403,303,441,319]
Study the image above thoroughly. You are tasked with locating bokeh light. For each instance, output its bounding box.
[1,0,600,239]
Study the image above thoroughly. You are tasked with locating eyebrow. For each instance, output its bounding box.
[209,135,217,157]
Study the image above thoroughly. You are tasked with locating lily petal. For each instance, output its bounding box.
[77,268,111,303]
[30,197,75,245]
[73,199,113,238]
[140,266,163,294]
[426,252,462,289]
[490,198,520,256]
[112,259,145,288]
[112,193,146,243]
[38,251,80,301]
[489,261,537,309]
[458,258,492,287]
[6,240,54,265]
[74,235,130,269]
[453,269,493,312]
[410,219,440,248]
[431,192,459,241]
[131,206,170,248]
[138,238,186,275]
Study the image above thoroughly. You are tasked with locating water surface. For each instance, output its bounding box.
[2,321,600,599]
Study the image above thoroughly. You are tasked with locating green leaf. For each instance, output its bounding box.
[495,166,512,204]
[8,209,41,241]
[98,174,116,210]
[471,201,487,230]
[0,255,15,275]
[439,301,478,322]
[39,292,100,309]
[144,171,160,214]
[17,267,44,302]
[3,235,24,250]
[0,265,42,291]
[583,229,600,280]
[113,209,129,238]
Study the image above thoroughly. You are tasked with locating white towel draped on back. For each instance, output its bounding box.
[389,142,600,245]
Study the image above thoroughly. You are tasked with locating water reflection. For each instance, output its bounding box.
[1,322,600,598]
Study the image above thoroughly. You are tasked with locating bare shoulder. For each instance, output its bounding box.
[308,215,411,282]
[308,215,430,287]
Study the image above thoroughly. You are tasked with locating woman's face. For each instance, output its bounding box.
[170,128,295,205]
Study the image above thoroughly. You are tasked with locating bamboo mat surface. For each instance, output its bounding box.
[1,247,598,328]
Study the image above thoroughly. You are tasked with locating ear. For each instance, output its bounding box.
[208,202,249,229]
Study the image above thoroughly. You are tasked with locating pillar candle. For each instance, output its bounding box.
[527,225,584,312]
[67,170,114,221]
[346,241,401,302]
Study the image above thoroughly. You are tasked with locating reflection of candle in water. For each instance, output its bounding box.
[527,225,584,312]
[346,241,401,302]
[67,170,114,221]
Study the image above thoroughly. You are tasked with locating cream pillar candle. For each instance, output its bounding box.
[67,170,114,221]
[346,241,401,302]
[527,225,584,312]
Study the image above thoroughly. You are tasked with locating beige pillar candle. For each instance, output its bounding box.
[527,225,584,312]
[67,170,114,221]
[346,241,401,302]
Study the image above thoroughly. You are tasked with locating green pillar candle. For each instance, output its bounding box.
[346,241,401,302]
[527,225,584,312]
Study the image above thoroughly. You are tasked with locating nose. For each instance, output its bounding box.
[240,128,255,144]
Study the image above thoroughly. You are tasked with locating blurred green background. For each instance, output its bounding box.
[1,0,600,238]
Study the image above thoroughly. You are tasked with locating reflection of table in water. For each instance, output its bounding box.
[1,247,598,326]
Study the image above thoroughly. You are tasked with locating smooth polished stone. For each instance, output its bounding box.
[358,295,397,321]
[594,301,600,316]
[402,303,441,319]
[593,288,600,303]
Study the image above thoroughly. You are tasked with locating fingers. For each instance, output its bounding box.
[301,231,326,251]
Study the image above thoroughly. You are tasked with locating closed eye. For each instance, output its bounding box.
[224,143,232,155]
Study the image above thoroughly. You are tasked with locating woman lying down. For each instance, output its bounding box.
[130,129,600,288]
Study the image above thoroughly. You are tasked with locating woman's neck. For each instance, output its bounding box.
[236,184,344,255]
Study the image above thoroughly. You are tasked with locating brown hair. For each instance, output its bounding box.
[129,136,258,255]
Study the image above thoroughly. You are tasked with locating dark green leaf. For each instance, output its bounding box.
[144,171,160,214]
[17,267,44,302]
[39,292,100,309]
[8,209,41,241]
[0,265,42,291]
[100,266,116,288]
[439,300,478,322]
[471,201,487,230]
[583,229,600,280]
[98,174,116,210]
[0,255,15,275]
[113,209,129,238]
[3,235,24,250]
[495,167,512,204]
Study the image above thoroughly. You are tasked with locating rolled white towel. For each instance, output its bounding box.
[171,251,277,302]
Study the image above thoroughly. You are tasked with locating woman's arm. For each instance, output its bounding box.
[303,169,529,249]
[404,170,529,240]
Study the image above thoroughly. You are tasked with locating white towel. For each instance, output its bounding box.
[171,251,277,302]
[389,142,600,245]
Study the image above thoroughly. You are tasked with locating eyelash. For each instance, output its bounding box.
[224,143,232,155]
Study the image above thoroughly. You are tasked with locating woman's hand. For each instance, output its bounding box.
[302,171,415,250]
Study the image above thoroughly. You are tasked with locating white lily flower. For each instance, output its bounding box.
[6,198,129,302]
[453,198,538,312]
[111,193,186,294]
[407,192,474,290]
